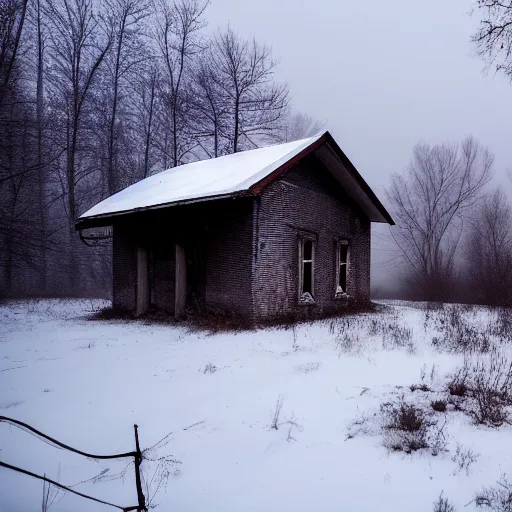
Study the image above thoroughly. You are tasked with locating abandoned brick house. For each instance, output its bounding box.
[76,131,394,321]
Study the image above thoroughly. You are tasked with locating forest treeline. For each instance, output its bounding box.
[0,0,321,297]
[384,137,512,307]
[1,0,511,307]
[382,0,512,308]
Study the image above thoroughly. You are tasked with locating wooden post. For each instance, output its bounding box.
[133,424,147,512]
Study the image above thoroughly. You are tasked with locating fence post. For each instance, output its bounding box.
[133,425,146,512]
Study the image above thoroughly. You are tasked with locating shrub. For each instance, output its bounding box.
[469,352,512,426]
[334,332,362,354]
[364,310,415,352]
[471,389,508,426]
[431,400,447,412]
[475,475,512,511]
[448,363,470,397]
[452,443,479,475]
[449,382,468,397]
[431,304,490,353]
[381,398,433,453]
[389,325,414,349]
[488,308,512,343]
[203,363,217,374]
[270,394,284,430]
[433,492,456,512]
[449,351,512,426]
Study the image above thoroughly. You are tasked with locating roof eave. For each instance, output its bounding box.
[248,133,328,195]
[248,131,394,225]
[323,133,395,225]
[75,190,254,230]
[76,130,395,230]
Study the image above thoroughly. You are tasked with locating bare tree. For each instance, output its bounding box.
[211,26,289,153]
[31,0,49,289]
[37,0,114,293]
[189,55,229,157]
[387,137,494,301]
[0,0,43,294]
[0,0,28,108]
[0,0,302,297]
[43,0,113,225]
[153,0,207,167]
[464,188,512,306]
[472,0,512,80]
[134,64,159,178]
[282,111,324,142]
[102,0,151,194]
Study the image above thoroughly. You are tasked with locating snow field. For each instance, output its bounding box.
[1,299,512,512]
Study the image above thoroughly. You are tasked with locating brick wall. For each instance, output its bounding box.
[112,224,137,310]
[110,199,254,318]
[204,199,254,317]
[110,154,371,322]
[252,153,371,321]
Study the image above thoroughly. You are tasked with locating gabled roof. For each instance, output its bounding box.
[76,131,394,228]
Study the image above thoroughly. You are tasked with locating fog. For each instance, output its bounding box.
[206,0,512,291]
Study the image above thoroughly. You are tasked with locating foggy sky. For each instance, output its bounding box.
[207,0,512,290]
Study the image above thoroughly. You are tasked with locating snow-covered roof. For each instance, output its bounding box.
[77,131,394,226]
[79,134,323,221]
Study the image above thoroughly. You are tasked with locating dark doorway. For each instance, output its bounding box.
[186,245,206,313]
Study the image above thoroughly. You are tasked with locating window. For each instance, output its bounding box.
[299,238,315,303]
[336,240,349,297]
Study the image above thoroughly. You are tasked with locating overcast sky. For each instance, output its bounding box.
[207,0,512,290]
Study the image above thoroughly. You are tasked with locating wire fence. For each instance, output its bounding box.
[0,415,147,511]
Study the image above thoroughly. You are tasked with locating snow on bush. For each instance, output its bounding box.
[379,395,449,456]
[381,398,434,453]
[433,492,456,512]
[475,475,512,511]
[448,350,512,427]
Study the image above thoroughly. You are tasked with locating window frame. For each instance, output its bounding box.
[335,238,350,298]
[298,234,316,304]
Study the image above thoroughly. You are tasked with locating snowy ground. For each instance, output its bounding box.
[1,299,512,512]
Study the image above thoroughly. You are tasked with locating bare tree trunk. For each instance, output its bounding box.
[67,122,78,225]
[4,128,15,294]
[211,27,289,154]
[233,96,239,153]
[107,3,129,194]
[107,28,125,195]
[155,0,207,167]
[44,0,113,227]
[36,0,47,291]
[143,70,156,178]
[171,33,186,167]
[213,111,218,157]
[0,0,28,108]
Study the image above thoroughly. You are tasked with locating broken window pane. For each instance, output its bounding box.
[338,242,349,293]
[303,261,313,294]
[300,238,314,299]
[340,244,348,264]
[339,263,347,291]
[303,239,313,261]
